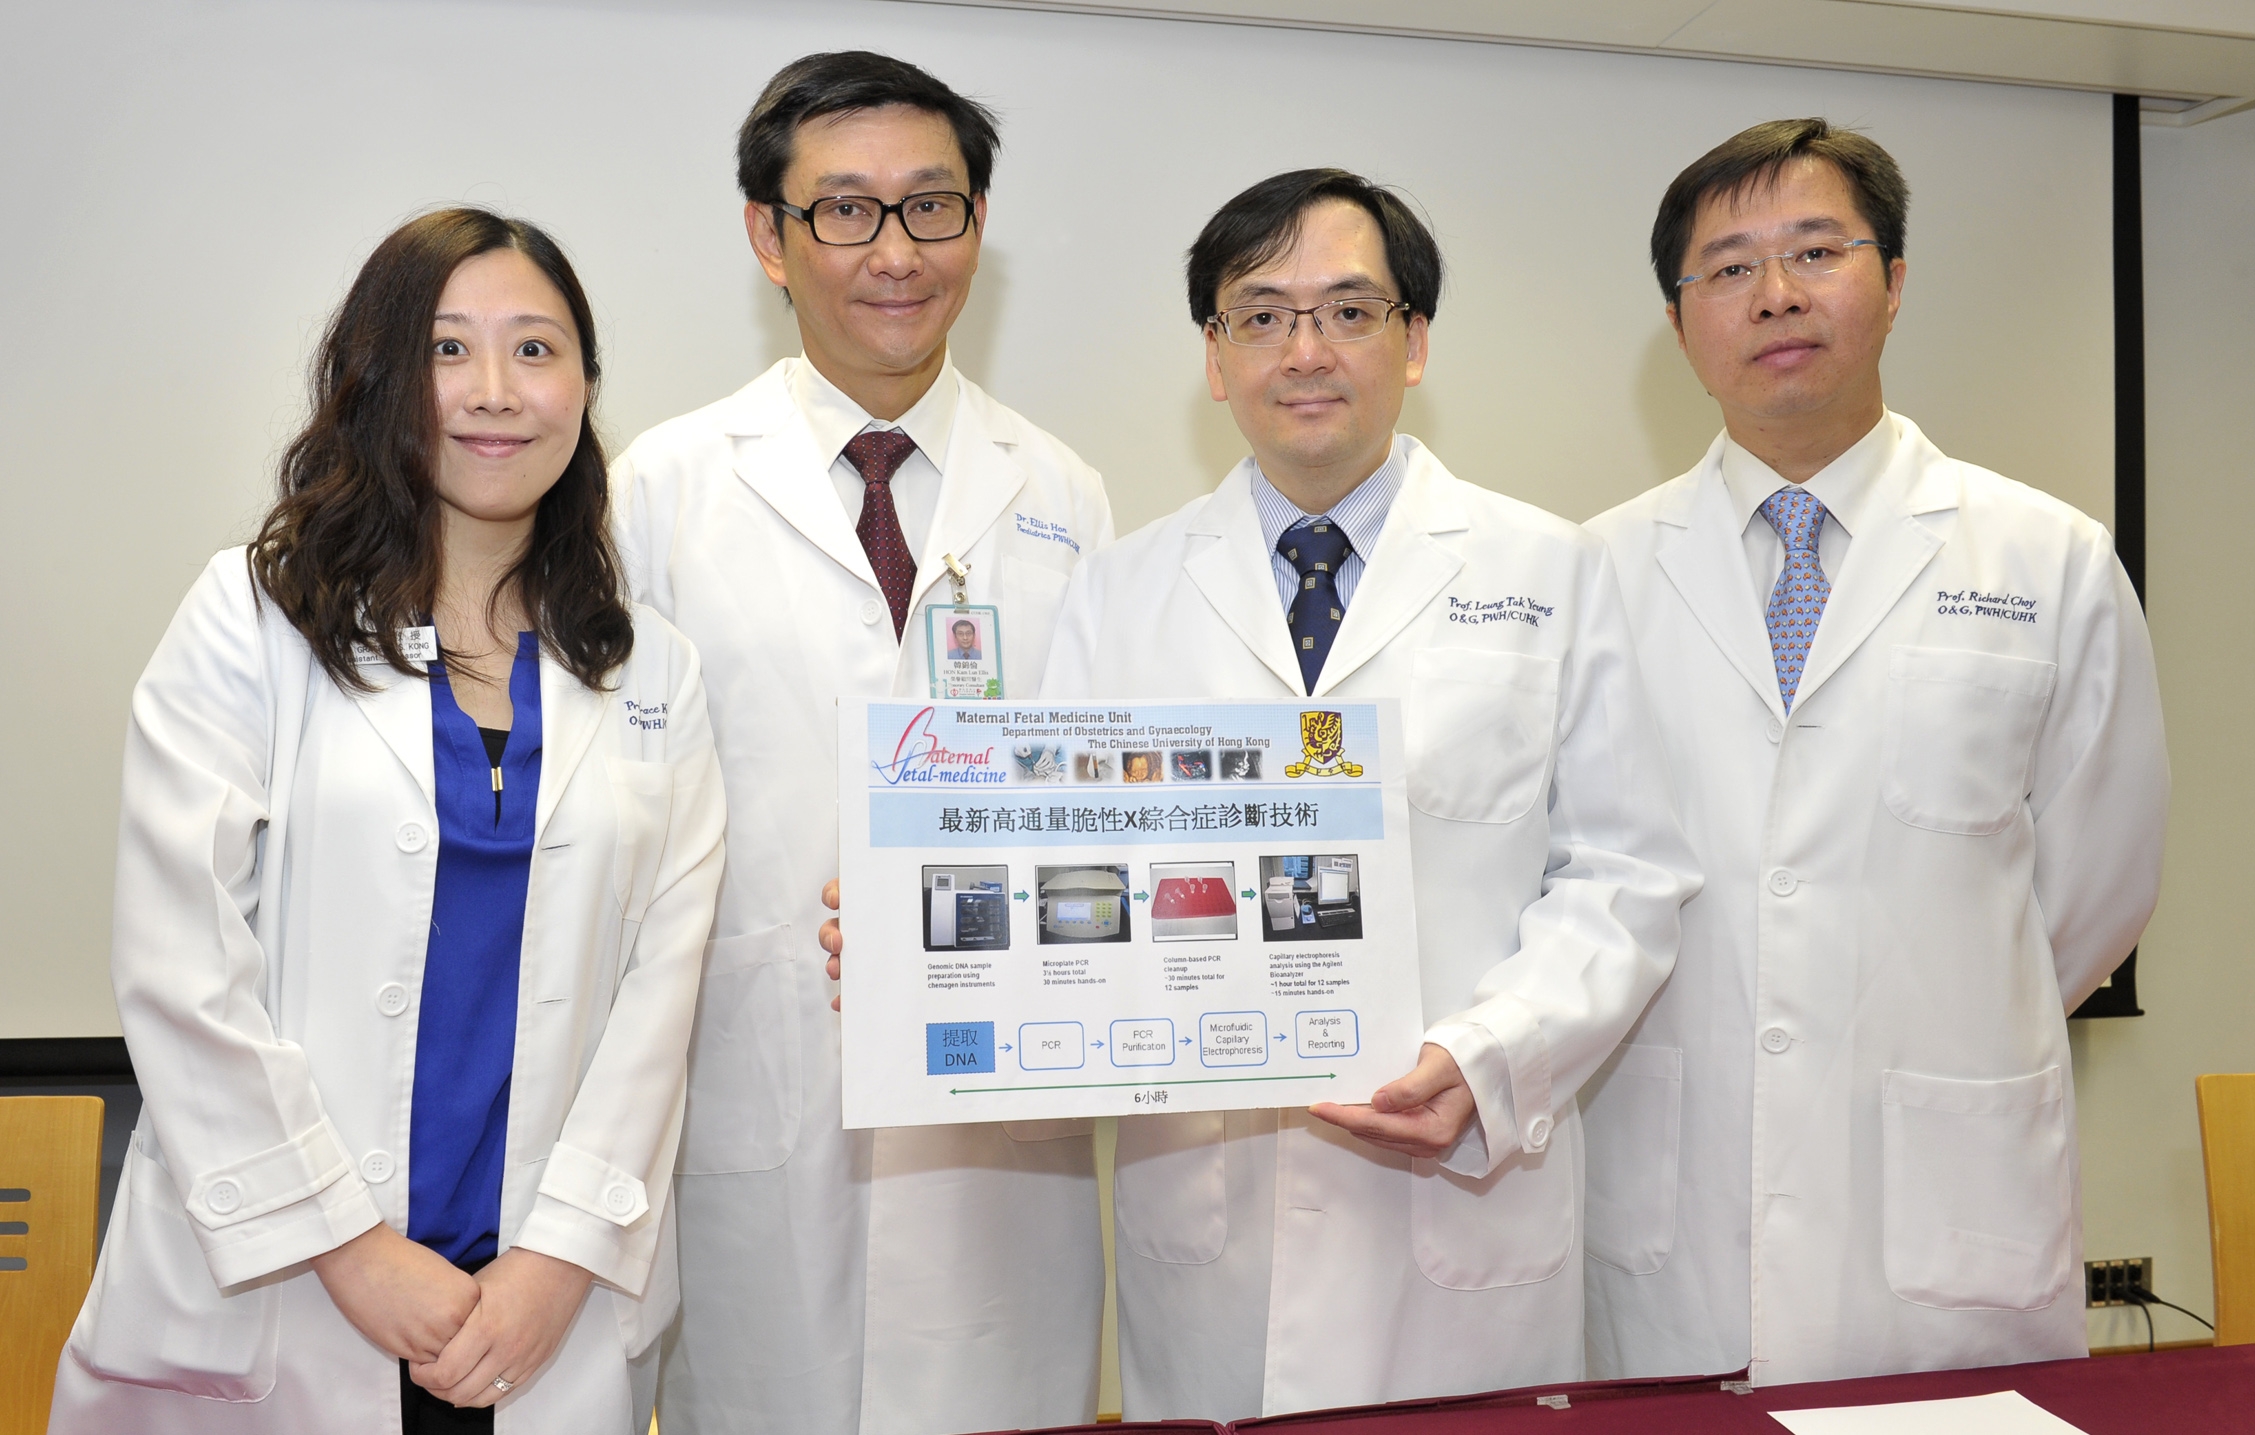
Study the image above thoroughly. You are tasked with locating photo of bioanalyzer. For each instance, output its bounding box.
[922,865,1012,952]
[1258,854,1363,942]
[1169,749,1213,781]
[1149,861,1238,941]
[1037,864,1131,944]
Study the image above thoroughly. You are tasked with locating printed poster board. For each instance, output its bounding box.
[838,699,1425,1127]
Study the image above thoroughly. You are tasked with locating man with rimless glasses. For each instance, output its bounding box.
[1583,121,2166,1387]
[1042,169,1698,1419]
[611,50,1111,1435]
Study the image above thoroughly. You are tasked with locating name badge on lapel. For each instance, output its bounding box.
[397,626,440,663]
[924,552,1003,699]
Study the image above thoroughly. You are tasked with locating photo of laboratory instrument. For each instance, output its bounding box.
[922,865,1012,952]
[1149,861,1238,941]
[1258,854,1363,941]
[1037,864,1132,944]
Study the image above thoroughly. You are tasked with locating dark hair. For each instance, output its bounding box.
[737,51,1001,206]
[248,207,633,691]
[1185,169,1443,327]
[1650,118,1909,303]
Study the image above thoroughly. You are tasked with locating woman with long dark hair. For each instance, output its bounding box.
[50,208,724,1433]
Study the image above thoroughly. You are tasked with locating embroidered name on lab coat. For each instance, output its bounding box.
[1013,512,1080,552]
[1934,589,2040,624]
[1446,595,1554,628]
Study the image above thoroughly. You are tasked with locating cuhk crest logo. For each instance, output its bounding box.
[1285,710,1362,778]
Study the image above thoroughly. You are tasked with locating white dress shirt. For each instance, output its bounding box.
[1719,410,1898,603]
[1250,435,1407,612]
[789,354,957,562]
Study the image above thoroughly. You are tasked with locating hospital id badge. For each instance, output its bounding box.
[925,603,1003,699]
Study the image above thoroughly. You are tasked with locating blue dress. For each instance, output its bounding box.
[408,633,542,1268]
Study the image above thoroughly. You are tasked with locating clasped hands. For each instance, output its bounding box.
[311,1223,593,1408]
[818,879,1480,1159]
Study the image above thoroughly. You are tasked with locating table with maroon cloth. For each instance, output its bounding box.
[1000,1345,2253,1434]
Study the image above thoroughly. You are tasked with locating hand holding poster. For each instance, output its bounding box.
[837,699,1425,1127]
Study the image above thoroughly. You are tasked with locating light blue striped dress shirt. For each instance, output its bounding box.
[1250,436,1407,613]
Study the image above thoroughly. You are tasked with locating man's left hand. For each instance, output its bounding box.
[1308,1043,1477,1160]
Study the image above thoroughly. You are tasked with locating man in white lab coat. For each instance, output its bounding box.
[1581,119,2168,1387]
[611,52,1113,1435]
[1042,169,1699,1421]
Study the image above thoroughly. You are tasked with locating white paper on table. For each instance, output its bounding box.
[1769,1389,2087,1434]
[837,698,1426,1127]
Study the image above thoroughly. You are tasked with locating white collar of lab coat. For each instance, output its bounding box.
[1651,410,1959,719]
[711,360,1029,603]
[1186,435,1469,696]
[1718,408,1900,543]
[345,643,608,844]
[785,353,959,477]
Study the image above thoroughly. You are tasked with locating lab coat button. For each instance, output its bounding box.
[395,822,430,854]
[1525,1115,1553,1151]
[1767,868,1798,896]
[859,599,883,625]
[375,982,409,1017]
[603,1183,636,1216]
[1761,1026,1792,1054]
[360,1150,395,1184]
[205,1179,242,1215]
[1766,717,1784,743]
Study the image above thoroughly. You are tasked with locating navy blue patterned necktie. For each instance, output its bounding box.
[1280,518,1352,694]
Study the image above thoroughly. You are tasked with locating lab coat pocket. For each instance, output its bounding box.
[1881,648,2057,836]
[679,926,801,1174]
[1410,1124,1575,1290]
[1579,1043,1682,1276]
[1001,555,1073,699]
[1881,1066,2074,1310]
[607,758,676,924]
[1406,649,1559,824]
[1112,1111,1226,1264]
[67,1136,280,1400]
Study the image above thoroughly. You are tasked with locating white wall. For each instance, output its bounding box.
[0,0,2114,1040]
[2075,104,2255,1350]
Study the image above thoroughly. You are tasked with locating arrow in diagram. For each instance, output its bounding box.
[1013,890,1030,902]
[999,1043,1013,1052]
[1091,1039,1105,1048]
[1133,890,1150,902]
[1179,1036,1192,1045]
[1274,1033,1288,1041]
[1240,888,1256,899]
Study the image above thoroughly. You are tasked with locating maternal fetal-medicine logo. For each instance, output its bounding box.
[1284,710,1363,779]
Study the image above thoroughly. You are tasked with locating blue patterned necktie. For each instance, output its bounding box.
[1280,518,1352,695]
[1760,486,1831,712]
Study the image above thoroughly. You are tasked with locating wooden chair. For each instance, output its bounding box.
[0,1096,105,1435]
[2197,1073,2255,1346]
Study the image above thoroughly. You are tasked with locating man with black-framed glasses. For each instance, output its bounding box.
[1583,118,2166,1388]
[611,49,1112,1435]
[1041,168,1698,1421]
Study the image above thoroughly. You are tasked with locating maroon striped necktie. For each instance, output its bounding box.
[842,429,920,638]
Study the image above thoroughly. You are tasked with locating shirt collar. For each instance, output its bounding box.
[1250,434,1407,559]
[788,354,959,475]
[1719,409,1899,541]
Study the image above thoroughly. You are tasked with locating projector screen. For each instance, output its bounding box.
[0,0,2112,1037]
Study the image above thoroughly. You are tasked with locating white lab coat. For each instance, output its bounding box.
[1040,439,1698,1420]
[1580,413,2168,1387]
[610,360,1114,1435]
[48,550,726,1434]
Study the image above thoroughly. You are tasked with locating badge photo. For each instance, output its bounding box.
[926,603,1004,699]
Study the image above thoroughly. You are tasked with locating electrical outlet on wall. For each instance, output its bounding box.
[2085,1257,2154,1307]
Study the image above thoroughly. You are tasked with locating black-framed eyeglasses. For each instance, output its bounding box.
[1207,297,1410,348]
[774,191,976,246]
